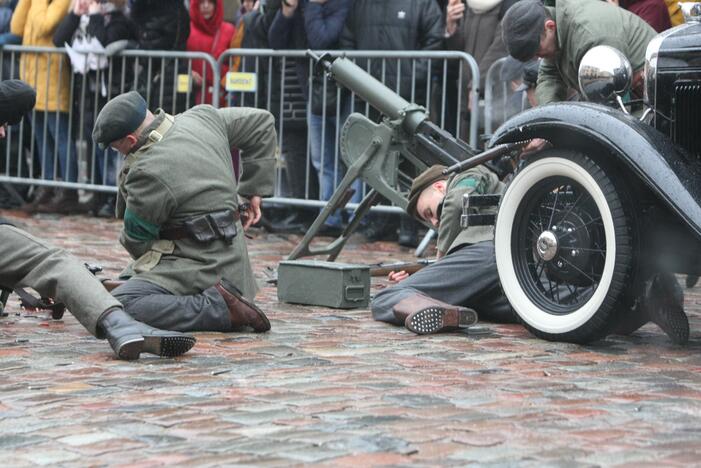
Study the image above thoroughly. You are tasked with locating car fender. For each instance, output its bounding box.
[488,101,701,239]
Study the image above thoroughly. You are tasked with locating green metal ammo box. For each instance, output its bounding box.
[277,260,370,309]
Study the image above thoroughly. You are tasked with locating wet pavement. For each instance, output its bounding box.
[1,211,701,466]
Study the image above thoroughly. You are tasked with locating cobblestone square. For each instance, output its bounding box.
[1,211,701,466]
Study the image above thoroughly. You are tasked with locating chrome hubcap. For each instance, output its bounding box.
[537,230,559,261]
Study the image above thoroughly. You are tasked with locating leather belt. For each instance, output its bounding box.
[160,209,240,241]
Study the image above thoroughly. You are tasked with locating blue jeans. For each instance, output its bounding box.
[308,110,363,227]
[33,111,78,182]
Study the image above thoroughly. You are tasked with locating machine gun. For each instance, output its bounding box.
[288,52,524,261]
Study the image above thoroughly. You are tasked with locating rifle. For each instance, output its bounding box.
[369,259,435,277]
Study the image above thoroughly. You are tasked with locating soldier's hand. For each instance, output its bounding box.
[445,0,466,37]
[388,270,410,283]
[242,196,262,230]
[521,138,549,158]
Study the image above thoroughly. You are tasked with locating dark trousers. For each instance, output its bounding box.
[371,241,517,326]
[111,279,233,332]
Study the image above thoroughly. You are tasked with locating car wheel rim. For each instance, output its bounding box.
[512,175,606,315]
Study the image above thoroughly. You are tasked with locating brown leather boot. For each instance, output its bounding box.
[215,279,271,332]
[393,294,478,335]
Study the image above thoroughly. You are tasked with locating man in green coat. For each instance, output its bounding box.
[501,0,657,105]
[1,80,196,360]
[93,92,277,333]
[371,164,518,335]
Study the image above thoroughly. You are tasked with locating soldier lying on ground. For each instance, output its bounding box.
[0,80,196,360]
[92,92,276,333]
[371,164,690,344]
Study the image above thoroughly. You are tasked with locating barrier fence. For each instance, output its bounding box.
[0,46,482,213]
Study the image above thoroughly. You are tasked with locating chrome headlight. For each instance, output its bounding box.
[578,46,632,102]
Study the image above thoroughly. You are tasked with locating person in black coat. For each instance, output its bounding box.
[129,0,191,114]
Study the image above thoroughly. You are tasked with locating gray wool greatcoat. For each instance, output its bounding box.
[116,105,277,300]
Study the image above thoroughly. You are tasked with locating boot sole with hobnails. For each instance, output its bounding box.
[143,334,197,357]
[405,306,478,335]
[650,305,689,345]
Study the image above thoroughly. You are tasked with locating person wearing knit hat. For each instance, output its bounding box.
[501,0,656,105]
[371,163,518,336]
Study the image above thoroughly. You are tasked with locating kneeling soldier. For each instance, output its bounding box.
[93,92,276,333]
[0,80,195,360]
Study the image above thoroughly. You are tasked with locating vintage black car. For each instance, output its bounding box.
[487,3,701,343]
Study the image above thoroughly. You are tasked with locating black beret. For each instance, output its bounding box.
[93,91,147,149]
[0,80,36,125]
[502,0,547,62]
[406,165,448,220]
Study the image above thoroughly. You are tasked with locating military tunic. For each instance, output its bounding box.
[116,105,276,300]
[111,105,276,332]
[0,224,121,335]
[536,0,657,105]
[371,165,516,326]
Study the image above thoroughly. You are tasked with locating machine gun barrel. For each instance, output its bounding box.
[307,51,475,166]
[308,51,427,135]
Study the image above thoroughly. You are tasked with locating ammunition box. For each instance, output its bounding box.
[277,260,370,309]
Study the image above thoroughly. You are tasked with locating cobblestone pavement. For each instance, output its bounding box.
[1,211,701,467]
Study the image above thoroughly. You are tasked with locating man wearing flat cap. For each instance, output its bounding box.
[371,164,518,335]
[93,91,276,334]
[501,0,656,105]
[0,80,196,360]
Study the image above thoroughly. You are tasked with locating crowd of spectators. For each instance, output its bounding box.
[0,0,685,242]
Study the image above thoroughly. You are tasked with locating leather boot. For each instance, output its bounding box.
[615,273,689,344]
[20,186,55,213]
[215,279,271,332]
[393,293,478,335]
[35,188,84,214]
[98,307,196,360]
[643,273,689,344]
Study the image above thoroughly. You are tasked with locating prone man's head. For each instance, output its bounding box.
[93,91,153,154]
[502,0,557,62]
[0,80,36,139]
[407,165,449,227]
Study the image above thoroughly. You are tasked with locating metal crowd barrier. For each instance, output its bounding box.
[0,46,480,214]
[218,49,480,211]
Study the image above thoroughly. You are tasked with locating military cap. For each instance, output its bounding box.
[93,91,147,149]
[406,165,448,220]
[0,80,36,126]
[502,0,547,62]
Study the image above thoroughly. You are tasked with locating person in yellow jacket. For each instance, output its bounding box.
[11,0,81,213]
[664,0,684,27]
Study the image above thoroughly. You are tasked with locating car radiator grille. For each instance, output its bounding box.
[673,82,701,158]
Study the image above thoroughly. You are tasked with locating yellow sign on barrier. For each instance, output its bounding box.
[225,72,257,92]
[177,74,191,93]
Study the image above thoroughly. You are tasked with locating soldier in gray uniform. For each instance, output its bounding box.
[0,80,196,360]
[92,92,277,333]
[371,164,518,335]
[373,164,690,344]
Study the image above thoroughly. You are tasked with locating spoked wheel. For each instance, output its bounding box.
[495,150,633,343]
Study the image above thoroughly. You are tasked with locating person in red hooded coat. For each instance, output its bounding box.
[187,0,236,104]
